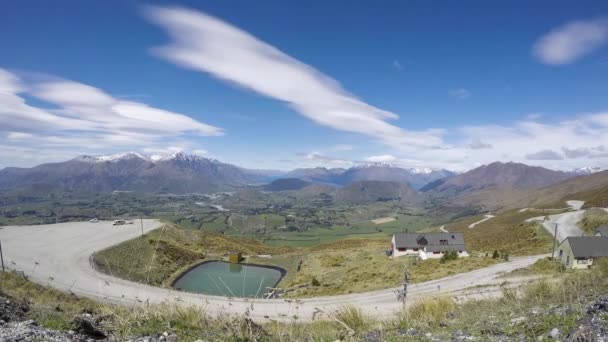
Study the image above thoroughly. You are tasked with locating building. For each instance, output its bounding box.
[557,236,608,269]
[390,233,468,259]
[596,225,608,237]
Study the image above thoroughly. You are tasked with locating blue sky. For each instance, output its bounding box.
[1,0,608,171]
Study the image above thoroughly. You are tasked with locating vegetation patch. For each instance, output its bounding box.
[578,207,608,234]
[504,257,566,277]
[447,209,555,255]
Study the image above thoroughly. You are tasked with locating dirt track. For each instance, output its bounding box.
[0,221,545,322]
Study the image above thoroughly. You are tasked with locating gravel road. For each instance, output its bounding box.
[525,200,587,242]
[0,221,545,322]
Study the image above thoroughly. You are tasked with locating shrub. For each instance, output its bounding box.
[403,296,456,326]
[311,277,321,286]
[578,208,608,234]
[440,250,459,263]
[333,305,369,333]
[492,250,500,259]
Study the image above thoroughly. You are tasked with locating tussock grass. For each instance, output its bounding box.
[448,209,555,255]
[402,297,456,325]
[333,305,370,333]
[578,208,608,234]
[505,257,566,277]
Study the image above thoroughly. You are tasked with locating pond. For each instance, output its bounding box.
[172,261,286,298]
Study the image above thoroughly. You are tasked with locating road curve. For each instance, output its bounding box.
[0,221,546,322]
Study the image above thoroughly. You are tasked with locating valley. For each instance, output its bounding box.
[1,154,608,340]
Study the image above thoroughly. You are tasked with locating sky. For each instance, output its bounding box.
[1,0,608,171]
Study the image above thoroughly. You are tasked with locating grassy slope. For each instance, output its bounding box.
[448,170,608,212]
[446,209,555,255]
[93,226,291,286]
[94,225,503,297]
[578,208,608,234]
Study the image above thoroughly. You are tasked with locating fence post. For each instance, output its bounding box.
[0,240,5,272]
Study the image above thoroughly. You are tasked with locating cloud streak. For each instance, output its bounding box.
[144,6,443,149]
[0,68,222,167]
[533,17,608,65]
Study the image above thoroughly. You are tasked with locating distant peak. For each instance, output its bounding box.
[355,162,397,168]
[75,152,146,163]
[569,166,602,175]
[75,151,212,164]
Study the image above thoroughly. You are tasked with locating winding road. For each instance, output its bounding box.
[0,220,545,322]
[524,200,588,242]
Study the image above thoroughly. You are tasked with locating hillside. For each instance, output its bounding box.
[261,178,312,191]
[286,165,454,190]
[423,161,571,196]
[285,167,345,185]
[333,180,418,204]
[446,169,608,211]
[527,170,608,208]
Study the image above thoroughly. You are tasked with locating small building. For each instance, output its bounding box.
[228,252,242,264]
[557,236,608,269]
[595,225,608,237]
[390,233,468,259]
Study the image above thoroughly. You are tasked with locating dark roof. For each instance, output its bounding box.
[393,233,466,251]
[596,225,608,237]
[563,236,608,258]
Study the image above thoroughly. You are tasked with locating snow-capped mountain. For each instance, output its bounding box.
[76,151,213,164]
[568,166,603,176]
[0,152,254,194]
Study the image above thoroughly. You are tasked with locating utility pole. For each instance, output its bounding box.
[401,266,410,309]
[551,223,558,260]
[0,240,5,272]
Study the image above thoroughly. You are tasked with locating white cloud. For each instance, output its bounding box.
[300,151,353,167]
[449,88,470,100]
[467,139,493,150]
[144,6,443,149]
[533,17,608,65]
[365,154,396,163]
[0,68,222,167]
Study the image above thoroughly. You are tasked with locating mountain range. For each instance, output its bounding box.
[286,164,455,190]
[0,152,257,195]
[0,152,605,208]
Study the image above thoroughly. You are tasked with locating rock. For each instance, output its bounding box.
[548,327,560,339]
[72,315,107,339]
[0,295,29,323]
[364,329,382,342]
[565,296,608,342]
[0,319,90,341]
[426,332,433,337]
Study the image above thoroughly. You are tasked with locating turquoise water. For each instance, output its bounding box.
[173,261,284,298]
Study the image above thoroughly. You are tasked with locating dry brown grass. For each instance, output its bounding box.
[578,208,608,234]
[447,209,555,255]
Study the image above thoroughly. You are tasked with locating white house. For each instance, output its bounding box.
[557,236,608,269]
[390,232,468,259]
